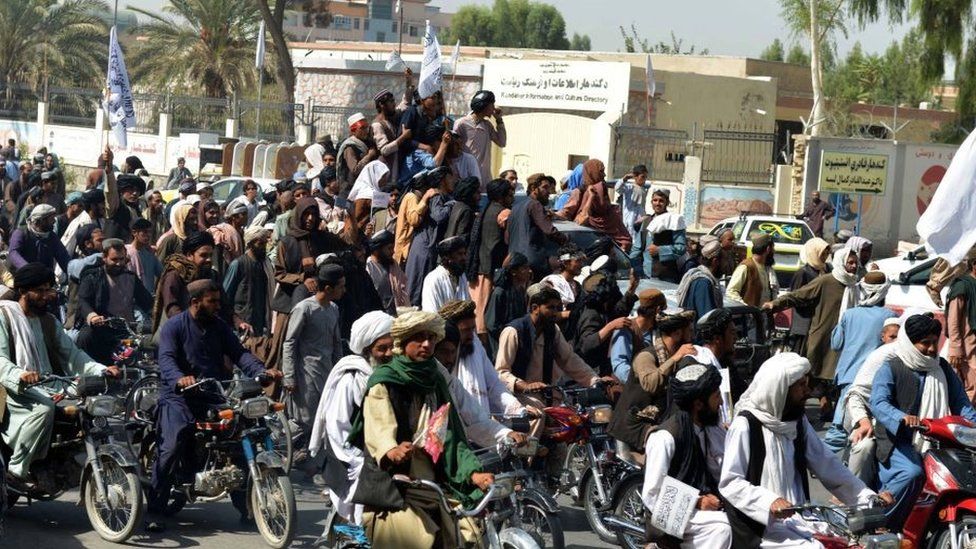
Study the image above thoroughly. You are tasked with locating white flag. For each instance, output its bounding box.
[917,128,976,266]
[104,26,135,149]
[418,20,442,99]
[449,40,461,72]
[386,50,406,71]
[646,53,656,97]
[395,0,401,13]
[255,20,266,69]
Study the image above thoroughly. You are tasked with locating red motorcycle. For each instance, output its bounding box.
[903,416,976,549]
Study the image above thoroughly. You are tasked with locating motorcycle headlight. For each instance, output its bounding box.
[861,533,901,549]
[240,397,270,419]
[949,424,976,447]
[588,405,613,425]
[86,395,121,417]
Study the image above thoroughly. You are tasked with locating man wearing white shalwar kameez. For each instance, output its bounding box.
[0,263,118,483]
[421,236,471,313]
[720,353,888,548]
[641,362,731,548]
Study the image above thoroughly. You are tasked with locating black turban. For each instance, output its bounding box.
[437,235,466,256]
[370,229,394,249]
[441,321,461,345]
[470,90,496,113]
[905,313,941,344]
[487,178,510,201]
[82,188,105,207]
[670,360,723,408]
[453,177,480,205]
[132,218,152,232]
[125,155,144,172]
[697,308,733,340]
[75,223,100,250]
[507,252,528,269]
[585,237,613,262]
[13,262,55,290]
[262,189,278,205]
[178,179,197,195]
[317,263,345,286]
[116,174,145,194]
[321,165,337,183]
[181,231,215,255]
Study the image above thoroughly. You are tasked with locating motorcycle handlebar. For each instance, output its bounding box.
[391,474,506,518]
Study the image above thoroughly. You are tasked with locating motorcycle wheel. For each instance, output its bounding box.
[563,444,588,503]
[582,474,616,543]
[513,498,564,549]
[251,465,297,549]
[265,411,293,473]
[83,457,144,543]
[612,475,646,549]
[929,515,976,549]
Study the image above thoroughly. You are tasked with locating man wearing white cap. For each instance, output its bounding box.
[720,353,891,547]
[676,237,724,319]
[336,112,379,204]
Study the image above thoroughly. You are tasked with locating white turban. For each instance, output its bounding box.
[226,198,249,217]
[243,226,269,246]
[28,203,56,220]
[349,311,394,355]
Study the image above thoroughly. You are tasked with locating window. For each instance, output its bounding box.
[364,19,369,30]
[746,220,813,245]
[354,18,360,30]
[332,15,351,29]
[409,25,418,37]
[391,22,397,33]
[377,31,386,42]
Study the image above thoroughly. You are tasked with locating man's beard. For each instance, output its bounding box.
[698,405,720,427]
[446,262,465,277]
[781,399,805,422]
[765,253,775,267]
[106,265,125,277]
[251,247,266,260]
[26,299,49,316]
[459,341,474,357]
[378,254,393,267]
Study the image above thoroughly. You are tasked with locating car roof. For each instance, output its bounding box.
[714,215,810,225]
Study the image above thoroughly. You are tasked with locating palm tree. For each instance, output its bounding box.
[0,0,109,89]
[127,0,262,98]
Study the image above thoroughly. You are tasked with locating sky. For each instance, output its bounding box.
[126,0,915,58]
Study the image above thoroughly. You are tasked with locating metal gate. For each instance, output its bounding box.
[699,128,775,185]
[612,125,689,181]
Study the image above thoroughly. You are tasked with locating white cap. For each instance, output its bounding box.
[347,112,366,128]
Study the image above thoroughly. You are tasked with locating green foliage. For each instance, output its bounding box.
[824,32,937,107]
[127,0,262,98]
[0,0,109,88]
[443,0,581,50]
[570,33,591,51]
[619,26,709,55]
[787,43,811,65]
[760,39,786,61]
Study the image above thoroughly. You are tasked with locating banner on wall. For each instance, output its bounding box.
[482,59,630,113]
[818,151,888,194]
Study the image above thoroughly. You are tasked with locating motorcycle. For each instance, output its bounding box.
[904,416,976,549]
[532,382,639,543]
[1,373,144,542]
[778,503,899,548]
[135,375,296,548]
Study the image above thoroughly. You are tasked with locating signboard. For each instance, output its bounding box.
[818,151,888,194]
[482,59,630,113]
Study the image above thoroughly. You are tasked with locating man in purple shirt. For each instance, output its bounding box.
[8,204,69,274]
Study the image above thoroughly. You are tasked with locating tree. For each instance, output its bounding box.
[786,43,811,65]
[0,0,108,89]
[620,26,709,55]
[570,33,592,51]
[128,0,261,98]
[443,0,578,50]
[255,0,305,113]
[760,38,786,61]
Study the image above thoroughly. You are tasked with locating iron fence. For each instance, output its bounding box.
[311,104,362,144]
[131,93,164,135]
[170,95,228,136]
[699,127,776,185]
[47,86,102,127]
[0,83,39,121]
[612,125,689,181]
[236,100,304,142]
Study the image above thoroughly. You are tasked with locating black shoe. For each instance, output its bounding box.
[145,520,166,533]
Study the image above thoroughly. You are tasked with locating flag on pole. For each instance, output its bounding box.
[104,26,135,149]
[395,0,401,13]
[645,53,656,125]
[449,39,461,73]
[255,20,266,69]
[386,50,406,71]
[917,128,976,266]
[418,20,442,99]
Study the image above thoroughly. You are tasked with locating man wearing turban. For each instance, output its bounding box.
[151,231,216,343]
[721,353,890,547]
[676,238,725,319]
[871,314,976,527]
[642,361,730,548]
[223,227,274,344]
[421,235,471,313]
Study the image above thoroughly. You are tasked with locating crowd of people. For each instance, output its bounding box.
[2,79,976,549]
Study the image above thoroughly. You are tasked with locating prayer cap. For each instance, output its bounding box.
[391,311,445,354]
[179,179,197,195]
[370,229,394,249]
[225,199,249,217]
[65,191,83,206]
[243,226,270,246]
[751,233,772,251]
[28,204,56,220]
[40,170,55,181]
[14,263,55,290]
[317,263,345,286]
[374,89,394,103]
[701,240,722,260]
[181,231,215,255]
[670,360,722,407]
[349,311,395,355]
[347,112,367,131]
[638,288,666,309]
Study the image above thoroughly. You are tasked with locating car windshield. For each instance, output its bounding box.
[550,228,631,280]
[212,180,241,203]
[746,220,812,245]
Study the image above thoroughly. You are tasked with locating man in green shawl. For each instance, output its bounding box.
[349,310,494,548]
[947,250,976,403]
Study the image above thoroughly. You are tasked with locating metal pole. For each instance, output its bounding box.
[256,72,263,139]
[113,0,118,27]
[398,2,404,55]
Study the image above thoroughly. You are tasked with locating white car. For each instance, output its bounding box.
[872,246,942,315]
[708,214,815,288]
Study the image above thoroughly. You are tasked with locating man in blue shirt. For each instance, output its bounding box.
[870,313,976,527]
[609,288,666,382]
[676,239,724,319]
[147,279,282,532]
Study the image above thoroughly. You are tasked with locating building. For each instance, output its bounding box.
[283,0,453,45]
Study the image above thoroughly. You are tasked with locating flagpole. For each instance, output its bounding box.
[256,73,263,139]
[397,0,404,55]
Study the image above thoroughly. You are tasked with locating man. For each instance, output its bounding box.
[608,311,698,451]
[799,190,835,238]
[337,113,379,202]
[824,272,896,453]
[871,314,976,527]
[348,311,497,548]
[484,253,533,355]
[223,227,274,340]
[676,238,724,319]
[8,204,69,275]
[127,218,164,293]
[496,286,612,403]
[571,273,632,378]
[149,280,281,531]
[721,353,890,547]
[440,300,525,416]
[615,164,650,248]
[56,191,84,238]
[500,169,518,188]
[843,316,902,486]
[76,238,153,363]
[0,263,119,490]
[151,231,215,341]
[507,173,567,279]
[62,188,106,255]
[399,90,449,186]
[371,71,414,184]
[946,254,976,402]
[1,138,18,161]
[143,190,168,243]
[726,234,776,307]
[445,131,483,183]
[167,157,192,187]
[34,170,65,214]
[365,229,408,316]
[454,90,506,188]
[241,179,259,225]
[403,167,455,306]
[421,235,471,313]
[467,178,514,337]
[718,228,739,279]
[694,308,739,408]
[283,263,344,462]
[610,289,668,383]
[642,363,731,548]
